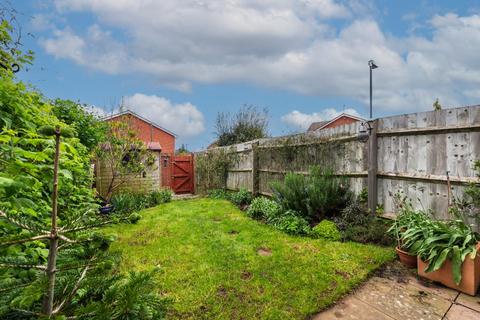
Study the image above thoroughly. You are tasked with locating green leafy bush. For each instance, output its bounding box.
[311,220,341,241]
[246,197,281,220]
[334,201,394,246]
[149,188,173,206]
[207,188,230,200]
[271,166,351,223]
[230,188,253,207]
[271,211,310,235]
[111,189,172,215]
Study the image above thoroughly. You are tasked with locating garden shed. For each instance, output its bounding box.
[95,110,177,198]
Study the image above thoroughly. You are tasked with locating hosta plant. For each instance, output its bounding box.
[402,217,479,285]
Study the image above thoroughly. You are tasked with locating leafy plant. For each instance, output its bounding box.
[311,220,341,241]
[195,149,234,193]
[111,189,172,215]
[148,188,173,206]
[271,211,310,236]
[335,200,394,246]
[230,188,253,207]
[246,197,281,220]
[401,217,479,285]
[207,189,230,200]
[271,166,351,223]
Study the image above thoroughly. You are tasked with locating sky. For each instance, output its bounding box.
[10,0,480,150]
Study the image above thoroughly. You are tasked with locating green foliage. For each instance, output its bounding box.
[148,188,173,206]
[230,188,253,207]
[433,98,442,111]
[51,98,106,152]
[0,18,164,318]
[401,215,479,285]
[450,160,480,230]
[207,188,230,200]
[0,19,34,75]
[271,212,310,236]
[246,197,281,220]
[195,149,235,193]
[175,143,190,155]
[311,220,341,241]
[271,166,352,223]
[76,269,168,319]
[335,201,394,246]
[215,105,269,146]
[111,189,172,215]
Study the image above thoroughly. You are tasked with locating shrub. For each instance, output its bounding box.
[271,211,310,236]
[334,200,394,246]
[149,188,173,206]
[311,220,341,241]
[112,189,172,215]
[230,188,253,207]
[207,188,230,200]
[271,166,351,223]
[246,197,281,220]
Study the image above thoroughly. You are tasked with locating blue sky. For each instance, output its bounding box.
[12,0,480,150]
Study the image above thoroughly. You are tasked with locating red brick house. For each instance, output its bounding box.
[307,113,364,132]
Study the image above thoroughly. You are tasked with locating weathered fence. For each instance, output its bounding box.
[195,105,480,221]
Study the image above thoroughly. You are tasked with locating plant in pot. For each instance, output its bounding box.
[388,206,428,268]
[405,217,480,295]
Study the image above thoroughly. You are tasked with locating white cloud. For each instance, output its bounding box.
[40,2,480,113]
[122,94,205,137]
[281,108,360,130]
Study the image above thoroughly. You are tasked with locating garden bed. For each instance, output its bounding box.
[104,198,394,319]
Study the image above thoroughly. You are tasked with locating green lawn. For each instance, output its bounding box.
[104,198,394,319]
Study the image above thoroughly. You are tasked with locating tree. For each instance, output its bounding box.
[51,98,106,152]
[176,143,190,155]
[0,17,165,319]
[215,105,269,146]
[95,120,155,203]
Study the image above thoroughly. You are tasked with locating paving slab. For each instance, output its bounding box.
[312,295,394,320]
[314,261,476,320]
[455,293,480,313]
[354,276,451,320]
[444,304,480,320]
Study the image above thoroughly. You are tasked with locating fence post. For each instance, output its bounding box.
[252,142,259,196]
[368,120,378,214]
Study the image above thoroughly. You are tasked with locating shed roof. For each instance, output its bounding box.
[307,113,364,132]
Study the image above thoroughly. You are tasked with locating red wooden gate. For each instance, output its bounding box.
[171,154,194,194]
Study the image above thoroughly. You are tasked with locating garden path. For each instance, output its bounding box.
[314,261,480,320]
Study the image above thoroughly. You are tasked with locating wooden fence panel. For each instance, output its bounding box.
[195,105,480,227]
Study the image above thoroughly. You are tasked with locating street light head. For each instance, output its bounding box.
[368,60,378,69]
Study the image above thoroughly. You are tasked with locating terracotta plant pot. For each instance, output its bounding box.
[417,243,480,296]
[396,246,417,268]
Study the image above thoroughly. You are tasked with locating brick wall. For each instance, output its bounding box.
[106,114,176,154]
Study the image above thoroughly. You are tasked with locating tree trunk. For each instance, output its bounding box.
[42,128,61,317]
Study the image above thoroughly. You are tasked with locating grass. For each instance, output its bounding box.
[104,198,394,319]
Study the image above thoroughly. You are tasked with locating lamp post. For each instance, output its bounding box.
[368,60,378,119]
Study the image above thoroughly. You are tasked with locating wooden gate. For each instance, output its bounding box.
[171,154,194,194]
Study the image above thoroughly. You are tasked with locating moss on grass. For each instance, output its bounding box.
[104,198,394,319]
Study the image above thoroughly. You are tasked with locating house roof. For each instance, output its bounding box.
[307,113,364,132]
[102,110,177,137]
